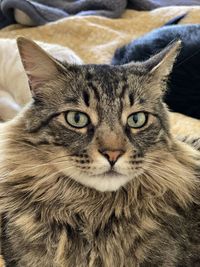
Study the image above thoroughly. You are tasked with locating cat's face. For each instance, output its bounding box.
[16,38,180,191]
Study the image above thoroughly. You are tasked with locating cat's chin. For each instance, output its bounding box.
[70,173,132,192]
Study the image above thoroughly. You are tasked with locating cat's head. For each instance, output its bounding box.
[15,37,181,192]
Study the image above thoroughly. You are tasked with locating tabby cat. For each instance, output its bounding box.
[0,37,199,267]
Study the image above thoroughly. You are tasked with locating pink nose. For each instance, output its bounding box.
[99,149,124,166]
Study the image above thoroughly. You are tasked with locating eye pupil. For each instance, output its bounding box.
[74,113,80,123]
[132,114,138,123]
[65,111,89,128]
[127,112,147,129]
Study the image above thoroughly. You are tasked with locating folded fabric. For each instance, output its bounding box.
[1,0,200,28]
[33,0,127,17]
[0,0,127,28]
[128,0,200,10]
[0,8,12,28]
[1,0,69,27]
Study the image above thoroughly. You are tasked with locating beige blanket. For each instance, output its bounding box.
[0,5,200,135]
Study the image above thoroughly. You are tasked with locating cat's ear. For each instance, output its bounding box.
[17,37,65,95]
[146,40,181,80]
[143,40,181,96]
[125,40,181,96]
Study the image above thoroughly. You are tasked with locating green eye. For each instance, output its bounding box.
[65,111,89,128]
[127,112,148,129]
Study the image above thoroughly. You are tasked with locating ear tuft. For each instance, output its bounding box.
[141,40,182,96]
[146,40,181,96]
[149,40,182,77]
[123,40,181,97]
[17,37,63,95]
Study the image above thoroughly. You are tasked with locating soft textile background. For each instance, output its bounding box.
[1,0,200,27]
[0,6,199,134]
[0,6,200,64]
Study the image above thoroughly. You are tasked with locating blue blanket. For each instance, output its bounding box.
[1,0,200,28]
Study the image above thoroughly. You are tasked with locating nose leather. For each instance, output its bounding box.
[99,149,124,166]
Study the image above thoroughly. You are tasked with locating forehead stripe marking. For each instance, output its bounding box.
[120,84,128,99]
[87,82,100,101]
[129,93,134,106]
[83,91,90,107]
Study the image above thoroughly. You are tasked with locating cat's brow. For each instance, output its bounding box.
[64,97,79,104]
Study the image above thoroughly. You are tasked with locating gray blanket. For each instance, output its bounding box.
[1,0,200,28]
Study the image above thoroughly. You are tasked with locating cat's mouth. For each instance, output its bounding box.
[103,169,122,177]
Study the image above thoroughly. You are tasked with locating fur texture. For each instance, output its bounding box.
[112,24,200,119]
[0,38,199,267]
